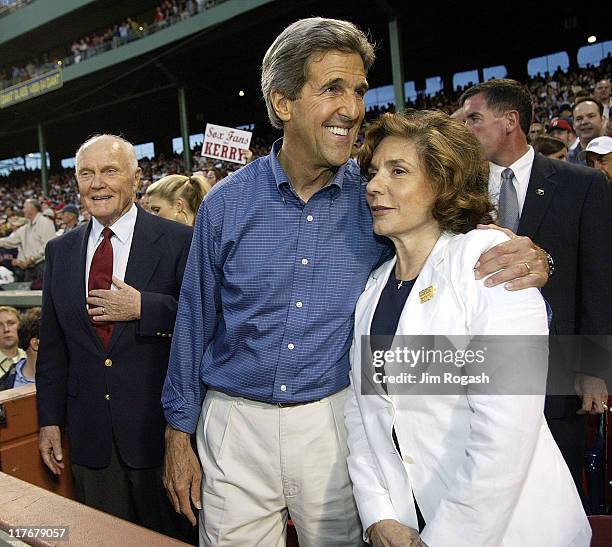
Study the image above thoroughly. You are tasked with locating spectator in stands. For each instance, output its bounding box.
[36,134,193,540]
[138,192,151,212]
[569,97,605,165]
[42,207,56,227]
[593,79,611,119]
[203,166,226,186]
[528,121,545,142]
[146,174,210,226]
[346,108,590,547]
[56,204,79,235]
[163,18,548,546]
[79,206,91,224]
[583,136,612,183]
[8,307,41,388]
[532,135,568,161]
[0,198,56,285]
[558,103,573,119]
[0,306,26,390]
[460,78,612,497]
[548,118,577,150]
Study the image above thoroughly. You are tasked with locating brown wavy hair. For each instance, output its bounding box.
[359,110,494,233]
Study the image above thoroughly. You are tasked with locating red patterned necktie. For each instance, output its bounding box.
[88,226,114,350]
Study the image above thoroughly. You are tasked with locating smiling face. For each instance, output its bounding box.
[76,137,140,226]
[365,136,438,241]
[280,50,368,173]
[573,101,603,144]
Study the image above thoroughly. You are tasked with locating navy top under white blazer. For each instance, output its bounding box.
[36,207,193,468]
[345,230,591,547]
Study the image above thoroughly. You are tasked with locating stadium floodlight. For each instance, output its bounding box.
[239,89,245,97]
[587,35,597,43]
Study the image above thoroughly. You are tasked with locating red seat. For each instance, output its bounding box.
[287,519,299,547]
[589,515,612,547]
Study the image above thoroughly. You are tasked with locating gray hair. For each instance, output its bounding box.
[75,134,139,172]
[261,17,376,129]
[24,198,41,211]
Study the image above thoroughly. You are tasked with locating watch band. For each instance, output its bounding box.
[542,249,554,277]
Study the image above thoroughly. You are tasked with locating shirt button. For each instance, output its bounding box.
[403,455,414,464]
[306,215,314,222]
[280,384,287,392]
[301,258,308,265]
[104,394,110,401]
[296,301,303,308]
[287,343,295,350]
[104,359,112,367]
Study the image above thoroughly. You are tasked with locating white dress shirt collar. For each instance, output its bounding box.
[488,146,535,215]
[90,204,138,244]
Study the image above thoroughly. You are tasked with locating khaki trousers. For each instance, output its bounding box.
[196,389,364,546]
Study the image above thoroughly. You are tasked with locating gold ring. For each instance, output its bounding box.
[524,262,531,274]
[603,402,609,412]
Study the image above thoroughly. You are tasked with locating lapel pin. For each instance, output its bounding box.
[536,189,545,196]
[419,285,436,304]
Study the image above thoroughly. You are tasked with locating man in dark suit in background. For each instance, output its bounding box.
[36,135,193,536]
[460,79,612,494]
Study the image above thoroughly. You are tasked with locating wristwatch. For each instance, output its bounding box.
[542,249,554,277]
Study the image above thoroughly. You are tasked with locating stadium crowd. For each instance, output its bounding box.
[1,60,610,237]
[0,0,228,90]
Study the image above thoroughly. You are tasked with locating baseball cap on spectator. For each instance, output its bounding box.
[548,118,573,134]
[61,204,79,216]
[583,136,612,156]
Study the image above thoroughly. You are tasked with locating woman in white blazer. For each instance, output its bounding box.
[345,110,590,547]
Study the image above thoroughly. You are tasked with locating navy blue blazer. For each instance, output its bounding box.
[517,154,612,417]
[36,207,193,468]
[518,153,612,338]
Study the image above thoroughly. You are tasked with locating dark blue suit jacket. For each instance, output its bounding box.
[36,207,193,468]
[518,154,612,417]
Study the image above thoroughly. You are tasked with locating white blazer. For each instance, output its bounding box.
[345,230,591,547]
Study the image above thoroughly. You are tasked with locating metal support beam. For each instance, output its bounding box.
[178,87,191,173]
[388,17,405,112]
[37,124,48,197]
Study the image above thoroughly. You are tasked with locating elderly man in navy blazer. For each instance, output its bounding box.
[36,134,193,536]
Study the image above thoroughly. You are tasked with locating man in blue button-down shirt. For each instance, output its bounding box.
[162,17,550,547]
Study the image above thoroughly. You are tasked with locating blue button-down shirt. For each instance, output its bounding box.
[162,139,389,433]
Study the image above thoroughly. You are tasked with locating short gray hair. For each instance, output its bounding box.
[24,198,41,211]
[261,17,376,129]
[75,134,139,172]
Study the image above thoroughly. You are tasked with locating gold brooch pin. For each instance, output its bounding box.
[419,285,436,304]
[536,189,545,196]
